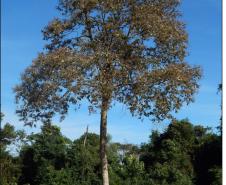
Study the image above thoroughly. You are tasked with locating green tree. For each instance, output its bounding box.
[66,133,102,185]
[0,115,23,185]
[39,166,74,185]
[119,154,149,185]
[14,1,201,184]
[140,120,198,185]
[19,123,71,185]
[140,119,222,185]
[193,133,222,185]
[107,141,149,185]
[192,85,222,185]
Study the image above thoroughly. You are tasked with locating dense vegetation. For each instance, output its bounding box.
[0,117,221,185]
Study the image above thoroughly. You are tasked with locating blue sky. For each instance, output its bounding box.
[1,0,222,144]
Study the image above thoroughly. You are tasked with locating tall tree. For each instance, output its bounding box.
[14,0,201,184]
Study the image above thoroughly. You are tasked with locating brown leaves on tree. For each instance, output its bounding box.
[15,0,201,125]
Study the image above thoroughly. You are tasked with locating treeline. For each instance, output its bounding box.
[0,117,222,185]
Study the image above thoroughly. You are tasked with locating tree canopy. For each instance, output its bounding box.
[15,0,201,124]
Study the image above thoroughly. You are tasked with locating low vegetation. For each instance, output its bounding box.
[0,118,222,185]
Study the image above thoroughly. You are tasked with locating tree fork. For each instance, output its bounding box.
[100,97,109,185]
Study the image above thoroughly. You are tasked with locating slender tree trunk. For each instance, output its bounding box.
[83,125,89,147]
[100,98,109,185]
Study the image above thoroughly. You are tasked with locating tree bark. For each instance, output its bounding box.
[100,98,109,185]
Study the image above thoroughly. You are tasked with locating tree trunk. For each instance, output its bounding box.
[100,98,109,185]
